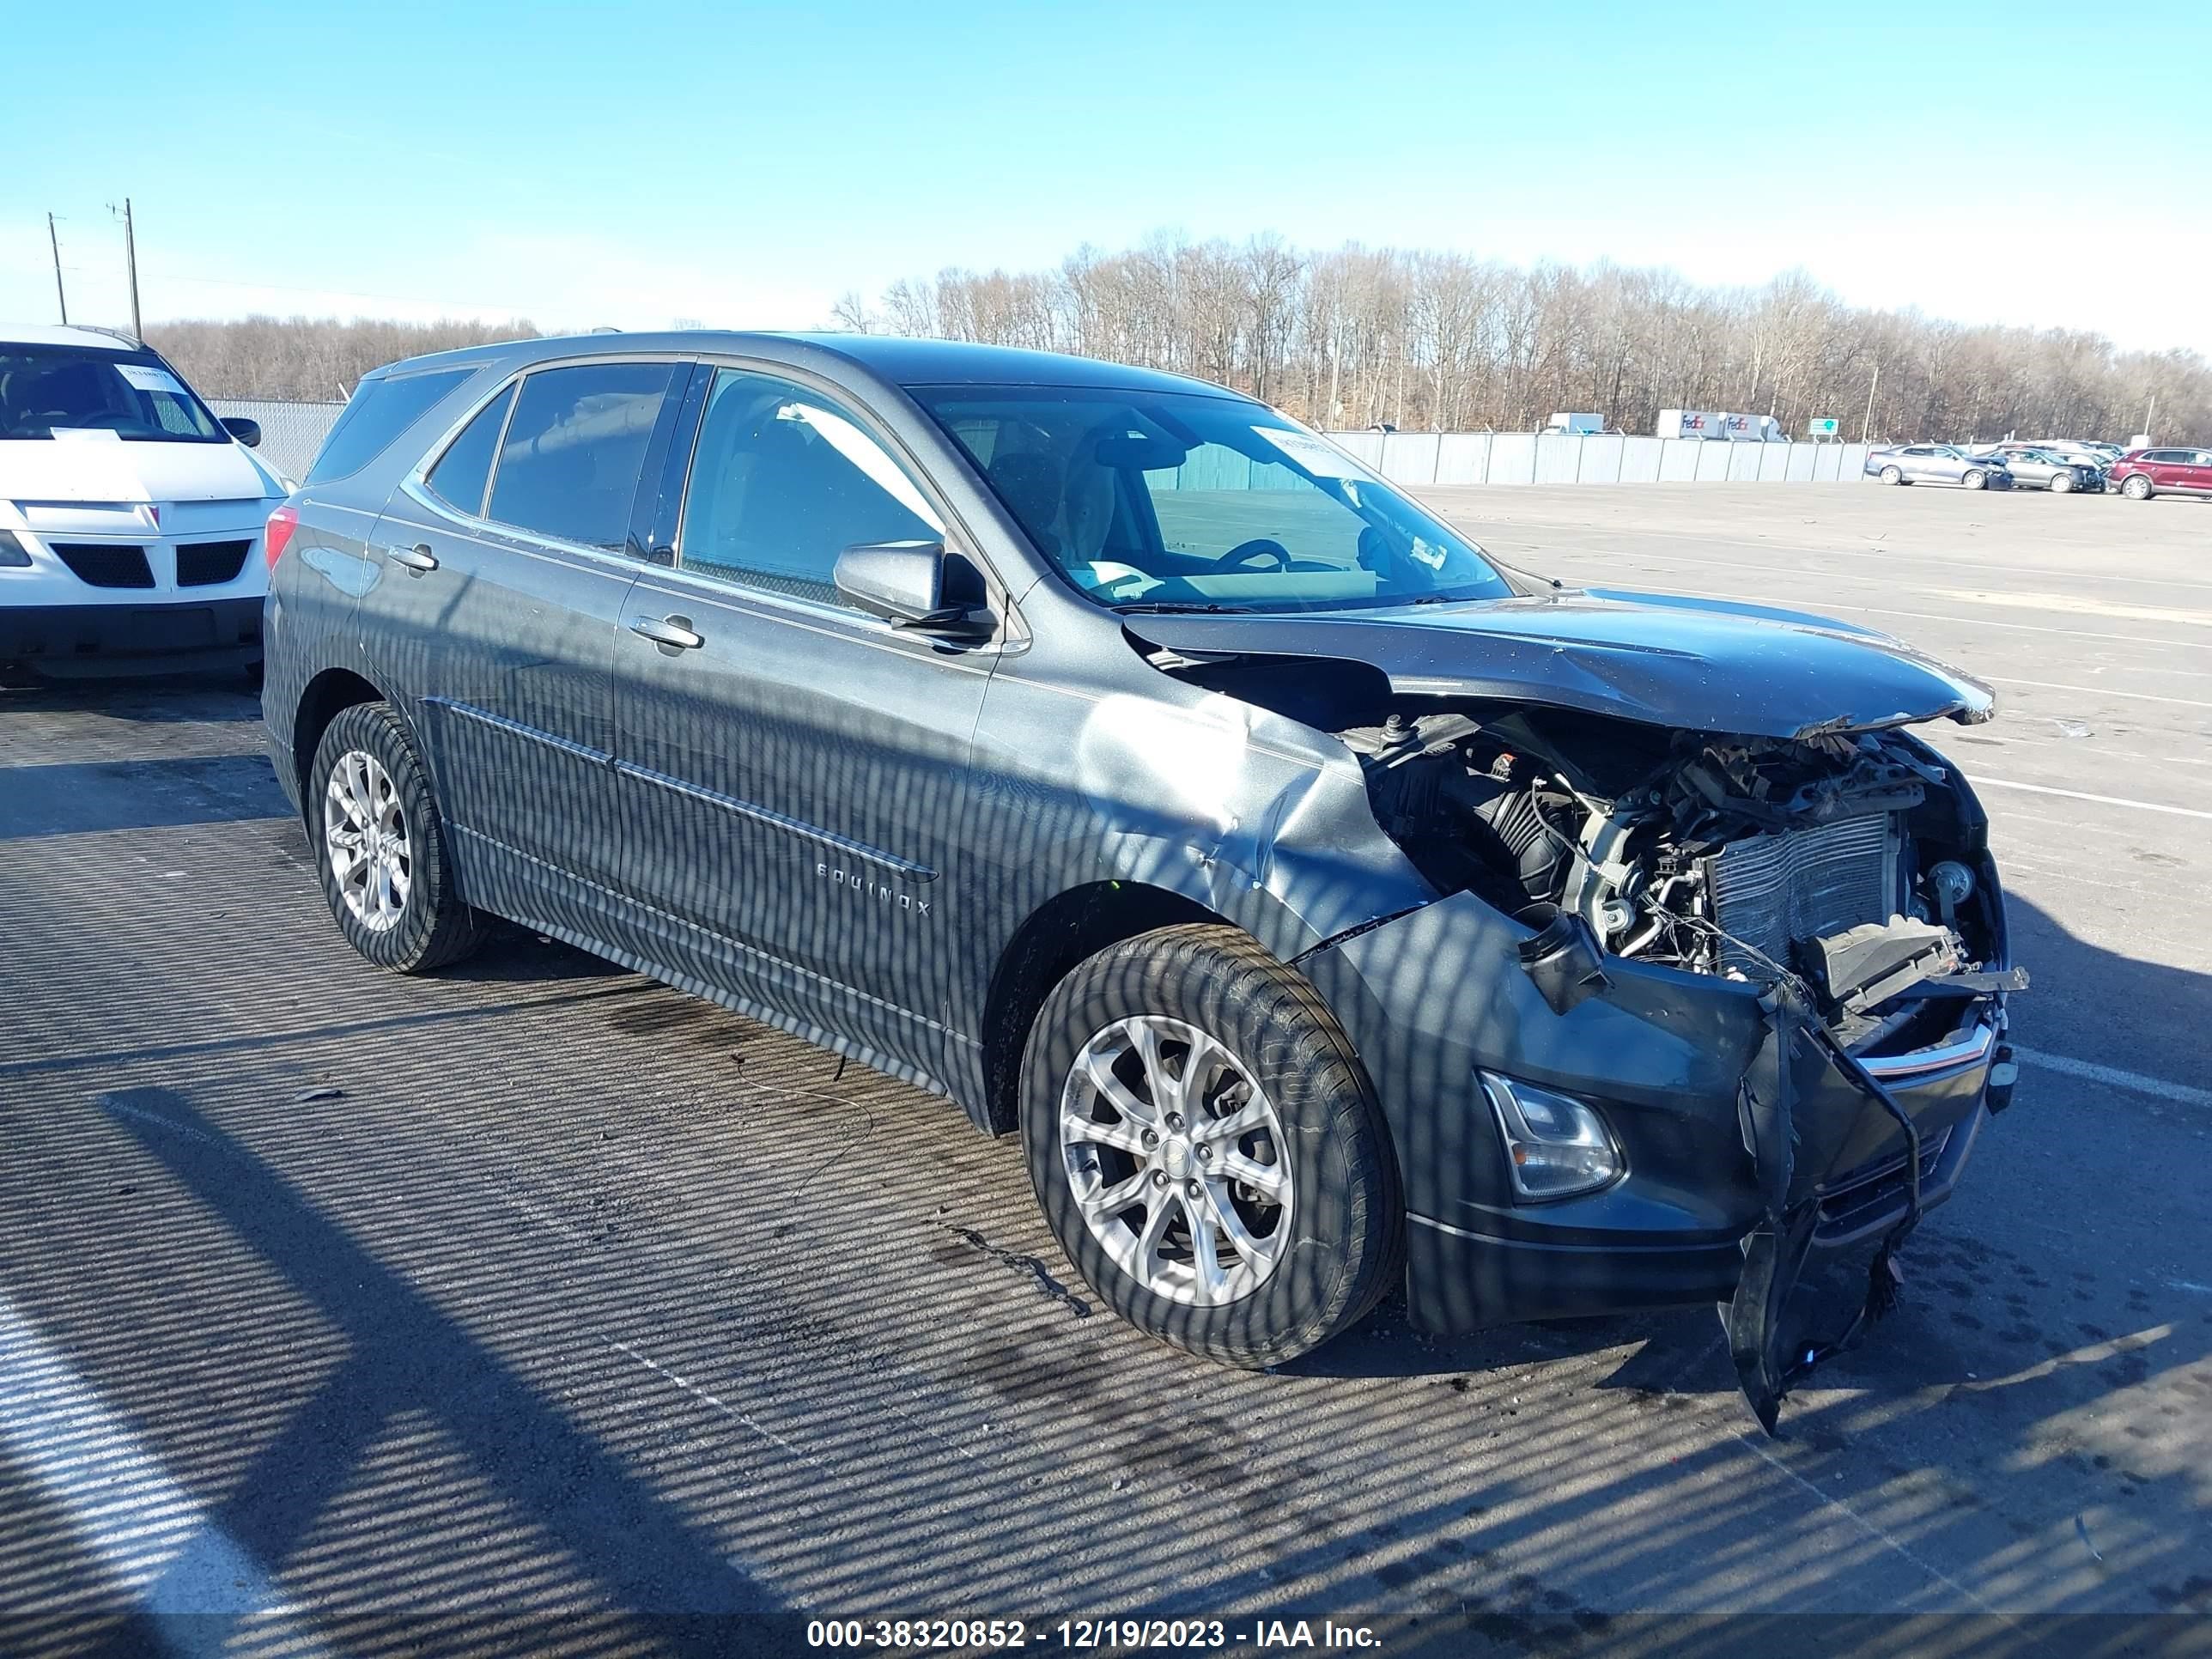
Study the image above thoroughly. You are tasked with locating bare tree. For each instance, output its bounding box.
[149,315,542,400]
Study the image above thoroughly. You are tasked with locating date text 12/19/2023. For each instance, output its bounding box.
[805,1618,1382,1650]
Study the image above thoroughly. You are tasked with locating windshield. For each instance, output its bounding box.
[915,386,1514,613]
[0,344,227,442]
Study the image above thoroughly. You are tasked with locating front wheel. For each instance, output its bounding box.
[2049,473,2074,495]
[308,701,483,974]
[1880,465,1904,485]
[1021,924,1401,1369]
[2122,474,2154,500]
[1962,469,1987,490]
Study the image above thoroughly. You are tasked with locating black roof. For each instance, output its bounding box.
[373,330,1244,400]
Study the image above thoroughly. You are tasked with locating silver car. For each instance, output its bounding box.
[1865,444,2015,489]
[1985,444,2102,493]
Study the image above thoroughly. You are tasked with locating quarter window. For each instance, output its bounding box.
[426,383,514,516]
[306,368,473,483]
[677,368,943,607]
[487,362,679,551]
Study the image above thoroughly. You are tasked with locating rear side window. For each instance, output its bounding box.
[304,368,473,485]
[488,362,678,550]
[426,384,514,516]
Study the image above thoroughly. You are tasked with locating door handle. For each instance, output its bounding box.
[629,614,704,650]
[388,544,438,574]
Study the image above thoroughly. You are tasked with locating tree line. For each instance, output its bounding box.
[834,234,2207,443]
[147,316,542,403]
[142,236,2207,444]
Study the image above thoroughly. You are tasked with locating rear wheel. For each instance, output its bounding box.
[1963,469,1987,490]
[2122,474,2154,500]
[308,702,483,974]
[1880,465,1904,485]
[1021,924,1401,1369]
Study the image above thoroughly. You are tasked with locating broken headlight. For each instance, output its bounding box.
[1480,1073,1623,1200]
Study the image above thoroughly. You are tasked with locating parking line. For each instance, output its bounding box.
[2012,1047,2212,1110]
[0,1293,331,1643]
[1983,676,2212,711]
[1966,776,2212,821]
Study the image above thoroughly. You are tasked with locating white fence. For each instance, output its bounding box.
[205,395,1877,495]
[1322,429,1873,489]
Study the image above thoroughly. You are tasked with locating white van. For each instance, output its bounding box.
[1,325,289,680]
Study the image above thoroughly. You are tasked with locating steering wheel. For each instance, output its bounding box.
[1211,538,1291,572]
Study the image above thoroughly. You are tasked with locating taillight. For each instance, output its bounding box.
[264,504,299,569]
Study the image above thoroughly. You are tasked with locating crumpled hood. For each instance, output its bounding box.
[0,438,286,507]
[1131,587,1995,739]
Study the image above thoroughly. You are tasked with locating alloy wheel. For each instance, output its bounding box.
[1059,1015,1292,1306]
[323,749,412,933]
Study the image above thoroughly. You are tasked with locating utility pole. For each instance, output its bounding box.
[47,214,67,324]
[107,198,141,341]
[1862,362,1881,443]
[2144,395,2156,444]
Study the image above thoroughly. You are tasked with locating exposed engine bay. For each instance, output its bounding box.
[1338,705,2007,1030]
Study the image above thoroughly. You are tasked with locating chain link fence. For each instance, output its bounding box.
[208,398,347,483]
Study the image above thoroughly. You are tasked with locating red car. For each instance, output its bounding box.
[2109,446,2212,500]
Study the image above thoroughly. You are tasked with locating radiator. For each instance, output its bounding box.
[1704,814,1899,976]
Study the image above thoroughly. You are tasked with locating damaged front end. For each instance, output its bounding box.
[1291,700,2026,1432]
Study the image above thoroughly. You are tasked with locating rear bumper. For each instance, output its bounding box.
[0,598,264,675]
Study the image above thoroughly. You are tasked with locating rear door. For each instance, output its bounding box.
[610,362,1006,1084]
[362,356,693,916]
[2181,451,2212,494]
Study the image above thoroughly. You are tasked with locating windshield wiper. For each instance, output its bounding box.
[1109,600,1244,614]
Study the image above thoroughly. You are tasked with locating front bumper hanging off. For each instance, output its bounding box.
[1297,889,2025,1434]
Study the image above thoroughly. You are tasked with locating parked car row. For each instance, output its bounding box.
[1863,438,2210,500]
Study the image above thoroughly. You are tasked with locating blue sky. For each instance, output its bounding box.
[6,2,2207,352]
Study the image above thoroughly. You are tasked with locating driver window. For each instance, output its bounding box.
[677,368,944,607]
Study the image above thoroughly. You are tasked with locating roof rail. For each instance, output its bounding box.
[71,324,143,346]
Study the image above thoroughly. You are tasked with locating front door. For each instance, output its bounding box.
[611,364,1003,1085]
[365,358,690,915]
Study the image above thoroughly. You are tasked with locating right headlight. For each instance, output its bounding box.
[1480,1073,1624,1201]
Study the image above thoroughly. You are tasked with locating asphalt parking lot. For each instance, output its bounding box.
[3,482,2207,1656]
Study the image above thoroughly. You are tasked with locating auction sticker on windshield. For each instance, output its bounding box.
[1251,425,1367,479]
[116,362,191,398]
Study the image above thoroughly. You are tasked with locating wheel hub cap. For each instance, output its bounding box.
[1059,1014,1292,1306]
[323,749,412,933]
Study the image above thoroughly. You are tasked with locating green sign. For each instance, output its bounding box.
[1808,417,1841,436]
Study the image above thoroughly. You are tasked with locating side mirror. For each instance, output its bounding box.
[222,416,263,448]
[834,540,983,632]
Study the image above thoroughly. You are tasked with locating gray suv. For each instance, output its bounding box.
[262,332,2023,1430]
[1984,444,2102,493]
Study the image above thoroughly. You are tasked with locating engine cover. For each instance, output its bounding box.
[1704,815,1899,976]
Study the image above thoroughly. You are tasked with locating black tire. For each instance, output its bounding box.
[1880,465,1904,485]
[2122,474,2153,500]
[1962,469,1987,490]
[307,701,483,974]
[2049,472,2074,495]
[1020,923,1401,1368]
